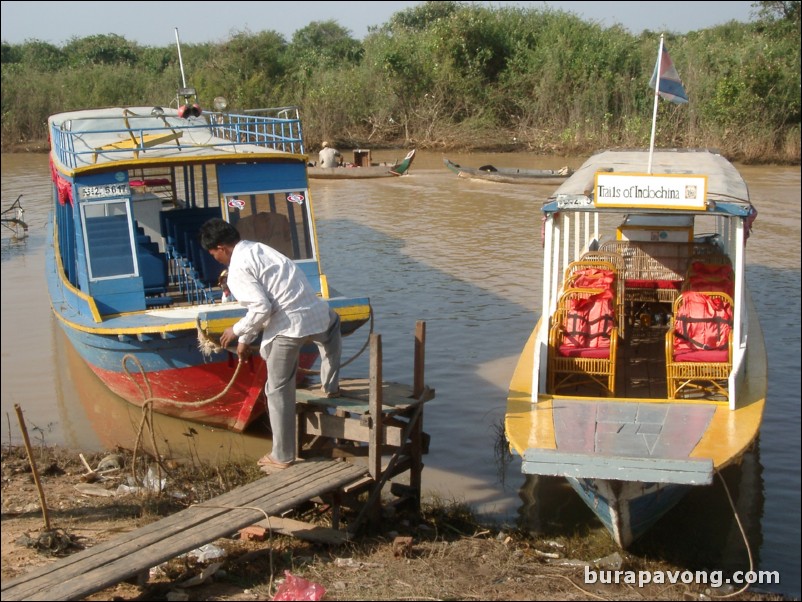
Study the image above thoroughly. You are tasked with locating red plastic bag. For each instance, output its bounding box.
[272,570,326,601]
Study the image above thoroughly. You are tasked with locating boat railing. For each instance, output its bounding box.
[51,107,305,169]
[210,107,305,155]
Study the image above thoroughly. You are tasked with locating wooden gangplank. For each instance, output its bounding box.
[1,459,367,602]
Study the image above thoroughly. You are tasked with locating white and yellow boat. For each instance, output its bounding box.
[505,148,766,548]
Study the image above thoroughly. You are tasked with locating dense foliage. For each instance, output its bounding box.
[1,1,799,162]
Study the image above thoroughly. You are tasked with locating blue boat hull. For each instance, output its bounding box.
[568,477,691,548]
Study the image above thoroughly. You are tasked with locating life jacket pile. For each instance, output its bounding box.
[685,261,735,297]
[567,267,616,292]
[672,291,733,362]
[559,288,616,358]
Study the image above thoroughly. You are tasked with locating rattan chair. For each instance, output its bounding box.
[549,287,618,397]
[570,256,625,336]
[665,291,734,400]
[682,259,735,296]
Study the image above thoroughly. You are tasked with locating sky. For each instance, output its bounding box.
[1,1,757,46]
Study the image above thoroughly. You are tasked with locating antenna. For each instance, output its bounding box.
[175,27,187,89]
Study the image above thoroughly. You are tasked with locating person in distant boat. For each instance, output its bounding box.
[199,218,342,472]
[318,141,342,168]
[218,269,235,303]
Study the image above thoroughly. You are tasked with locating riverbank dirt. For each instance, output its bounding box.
[1,445,788,601]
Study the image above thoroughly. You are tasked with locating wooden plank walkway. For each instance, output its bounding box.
[1,459,367,602]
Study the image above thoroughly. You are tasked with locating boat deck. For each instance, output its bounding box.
[507,294,766,473]
[619,319,669,399]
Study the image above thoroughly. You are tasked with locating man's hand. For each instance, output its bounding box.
[219,327,237,350]
[236,341,251,361]
[220,327,252,360]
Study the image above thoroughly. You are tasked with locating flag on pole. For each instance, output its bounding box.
[649,43,688,104]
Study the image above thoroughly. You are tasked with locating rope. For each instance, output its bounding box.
[122,353,245,409]
[709,466,754,599]
[195,304,375,374]
[122,353,245,485]
[124,306,373,485]
[312,304,375,372]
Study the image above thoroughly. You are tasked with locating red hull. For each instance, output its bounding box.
[87,352,318,432]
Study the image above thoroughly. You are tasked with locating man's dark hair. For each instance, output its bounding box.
[199,218,240,250]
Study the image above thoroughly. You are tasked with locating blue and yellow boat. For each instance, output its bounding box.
[46,94,370,432]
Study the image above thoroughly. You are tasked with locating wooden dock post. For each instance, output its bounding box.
[365,332,384,526]
[294,320,433,533]
[368,333,383,481]
[409,321,426,506]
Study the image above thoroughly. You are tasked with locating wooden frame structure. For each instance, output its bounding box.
[295,320,433,531]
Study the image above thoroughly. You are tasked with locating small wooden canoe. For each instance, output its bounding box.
[308,149,416,179]
[443,157,571,184]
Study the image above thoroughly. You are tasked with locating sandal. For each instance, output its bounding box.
[257,455,292,470]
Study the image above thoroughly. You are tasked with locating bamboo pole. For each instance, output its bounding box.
[14,404,51,531]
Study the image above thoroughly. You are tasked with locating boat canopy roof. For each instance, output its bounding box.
[542,149,753,219]
[49,106,307,174]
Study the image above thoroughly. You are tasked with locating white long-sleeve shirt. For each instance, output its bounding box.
[226,240,331,351]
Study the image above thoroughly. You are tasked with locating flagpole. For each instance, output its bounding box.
[648,34,665,174]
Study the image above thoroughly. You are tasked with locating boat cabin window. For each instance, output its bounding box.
[223,191,313,260]
[81,200,137,280]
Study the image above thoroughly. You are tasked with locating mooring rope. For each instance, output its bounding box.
[123,305,374,484]
[122,353,245,485]
[195,304,375,374]
[709,466,754,599]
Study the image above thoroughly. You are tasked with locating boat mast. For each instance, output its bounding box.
[174,28,199,116]
[647,35,665,174]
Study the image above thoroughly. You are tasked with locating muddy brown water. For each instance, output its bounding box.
[1,150,798,596]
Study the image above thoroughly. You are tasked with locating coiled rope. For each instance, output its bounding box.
[122,305,374,484]
[195,304,375,373]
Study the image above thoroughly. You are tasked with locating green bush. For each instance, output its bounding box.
[1,1,799,163]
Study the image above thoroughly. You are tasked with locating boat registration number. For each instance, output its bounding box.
[78,183,131,201]
[556,195,593,209]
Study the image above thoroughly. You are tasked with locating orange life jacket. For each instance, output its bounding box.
[673,292,733,354]
[561,289,615,350]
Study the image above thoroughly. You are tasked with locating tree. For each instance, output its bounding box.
[63,34,139,67]
[753,1,801,25]
[290,21,363,67]
[6,40,66,71]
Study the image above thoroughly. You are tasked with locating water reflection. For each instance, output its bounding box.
[0,235,29,262]
[54,325,273,463]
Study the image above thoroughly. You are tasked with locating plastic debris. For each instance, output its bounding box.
[96,454,124,472]
[177,562,223,587]
[142,466,167,492]
[272,571,326,601]
[188,543,226,563]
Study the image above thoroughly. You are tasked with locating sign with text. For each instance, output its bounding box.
[594,172,707,210]
[78,182,131,201]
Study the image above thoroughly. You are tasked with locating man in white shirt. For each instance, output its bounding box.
[318,141,342,168]
[199,218,341,471]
